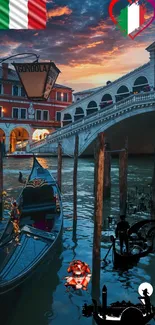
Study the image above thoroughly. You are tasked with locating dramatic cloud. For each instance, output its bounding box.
[0,0,154,91]
[48,6,72,18]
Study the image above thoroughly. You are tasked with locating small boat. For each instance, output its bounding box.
[128,219,155,238]
[0,157,63,295]
[111,235,153,268]
[6,151,34,158]
[82,285,155,324]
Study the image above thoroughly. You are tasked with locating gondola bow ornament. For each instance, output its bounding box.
[65,260,91,290]
[26,178,48,188]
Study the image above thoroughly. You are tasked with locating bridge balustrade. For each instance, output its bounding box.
[29,91,155,150]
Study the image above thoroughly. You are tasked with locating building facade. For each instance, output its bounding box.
[0,63,73,152]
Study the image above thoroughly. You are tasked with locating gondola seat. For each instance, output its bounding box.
[21,185,57,215]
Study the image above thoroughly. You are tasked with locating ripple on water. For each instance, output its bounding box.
[2,156,155,325]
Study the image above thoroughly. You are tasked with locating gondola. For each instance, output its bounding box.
[128,219,155,238]
[82,285,155,324]
[0,157,63,295]
[111,235,153,268]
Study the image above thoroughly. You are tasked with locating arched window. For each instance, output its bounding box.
[87,101,97,108]
[12,85,19,96]
[100,94,113,109]
[62,113,72,126]
[115,85,130,102]
[74,107,84,121]
[87,101,98,116]
[133,76,149,93]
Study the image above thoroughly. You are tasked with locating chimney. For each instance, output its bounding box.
[2,63,8,80]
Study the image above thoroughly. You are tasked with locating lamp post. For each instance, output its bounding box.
[0,53,61,101]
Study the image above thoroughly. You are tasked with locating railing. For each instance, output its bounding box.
[30,139,46,148]
[29,91,155,150]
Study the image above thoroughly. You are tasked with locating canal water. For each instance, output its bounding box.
[1,156,155,325]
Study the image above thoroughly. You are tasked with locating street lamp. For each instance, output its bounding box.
[0,53,61,101]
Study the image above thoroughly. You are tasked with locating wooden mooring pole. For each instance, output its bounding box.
[119,140,128,216]
[92,133,105,300]
[151,152,155,219]
[57,143,62,192]
[73,135,79,220]
[104,142,111,198]
[0,142,3,221]
[94,146,97,198]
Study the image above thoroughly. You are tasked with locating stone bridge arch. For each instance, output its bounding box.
[100,93,113,109]
[116,85,130,102]
[86,100,98,116]
[62,113,72,126]
[79,105,155,155]
[133,76,149,93]
[74,107,85,121]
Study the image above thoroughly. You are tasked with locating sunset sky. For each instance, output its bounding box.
[0,0,155,92]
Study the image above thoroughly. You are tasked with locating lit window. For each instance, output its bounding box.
[13,108,19,118]
[13,85,19,96]
[36,110,42,120]
[32,129,50,140]
[21,108,26,119]
[43,111,48,121]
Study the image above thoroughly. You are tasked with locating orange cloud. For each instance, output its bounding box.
[48,6,72,18]
[86,41,104,48]
[57,41,150,92]
[69,41,104,52]
[90,21,108,32]
[145,12,154,20]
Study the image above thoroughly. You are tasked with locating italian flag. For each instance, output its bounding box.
[118,2,146,35]
[0,0,47,29]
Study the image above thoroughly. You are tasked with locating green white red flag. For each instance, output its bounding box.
[118,2,146,36]
[0,0,47,29]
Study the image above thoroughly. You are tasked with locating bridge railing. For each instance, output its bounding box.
[48,91,155,138]
[29,91,155,149]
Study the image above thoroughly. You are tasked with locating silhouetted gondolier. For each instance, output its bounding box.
[143,288,152,315]
[115,215,130,255]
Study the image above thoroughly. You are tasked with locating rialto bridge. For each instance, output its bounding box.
[29,42,155,156]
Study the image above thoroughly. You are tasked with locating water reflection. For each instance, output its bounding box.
[1,156,155,325]
[9,243,63,325]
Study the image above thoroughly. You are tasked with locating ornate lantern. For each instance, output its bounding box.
[12,61,60,101]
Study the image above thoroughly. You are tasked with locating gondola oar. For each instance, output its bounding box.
[101,243,113,267]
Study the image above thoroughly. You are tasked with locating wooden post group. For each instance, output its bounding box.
[57,143,62,192]
[73,135,79,220]
[119,142,128,216]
